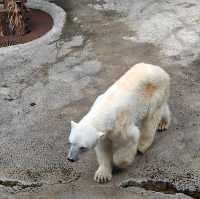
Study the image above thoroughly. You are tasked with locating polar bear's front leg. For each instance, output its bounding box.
[94,138,113,183]
[113,125,140,168]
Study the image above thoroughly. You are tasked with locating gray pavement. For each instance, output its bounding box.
[0,0,200,198]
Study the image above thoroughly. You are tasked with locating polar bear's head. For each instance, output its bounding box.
[68,121,104,162]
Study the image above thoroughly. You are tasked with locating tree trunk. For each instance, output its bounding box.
[0,13,5,36]
[1,0,28,36]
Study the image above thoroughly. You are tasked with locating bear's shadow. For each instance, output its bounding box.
[112,166,124,175]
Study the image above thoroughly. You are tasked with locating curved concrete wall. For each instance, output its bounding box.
[0,0,66,67]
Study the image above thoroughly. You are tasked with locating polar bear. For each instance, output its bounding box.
[68,63,171,183]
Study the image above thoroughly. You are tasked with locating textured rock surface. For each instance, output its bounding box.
[0,0,200,198]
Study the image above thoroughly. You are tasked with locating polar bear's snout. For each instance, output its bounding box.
[68,144,80,162]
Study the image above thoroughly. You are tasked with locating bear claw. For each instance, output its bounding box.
[158,119,168,132]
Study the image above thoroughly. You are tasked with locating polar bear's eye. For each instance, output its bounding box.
[80,146,88,153]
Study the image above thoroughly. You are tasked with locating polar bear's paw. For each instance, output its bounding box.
[138,142,150,154]
[157,119,168,132]
[94,167,112,183]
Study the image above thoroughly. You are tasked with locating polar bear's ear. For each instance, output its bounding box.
[98,131,106,139]
[71,121,78,128]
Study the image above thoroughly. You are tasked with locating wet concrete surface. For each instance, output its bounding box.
[1,0,200,198]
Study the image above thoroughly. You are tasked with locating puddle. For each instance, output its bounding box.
[120,178,200,199]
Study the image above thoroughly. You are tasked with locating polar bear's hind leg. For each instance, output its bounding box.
[158,103,171,132]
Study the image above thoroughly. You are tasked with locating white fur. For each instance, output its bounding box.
[68,63,171,183]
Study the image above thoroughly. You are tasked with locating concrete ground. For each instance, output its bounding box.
[0,0,200,198]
